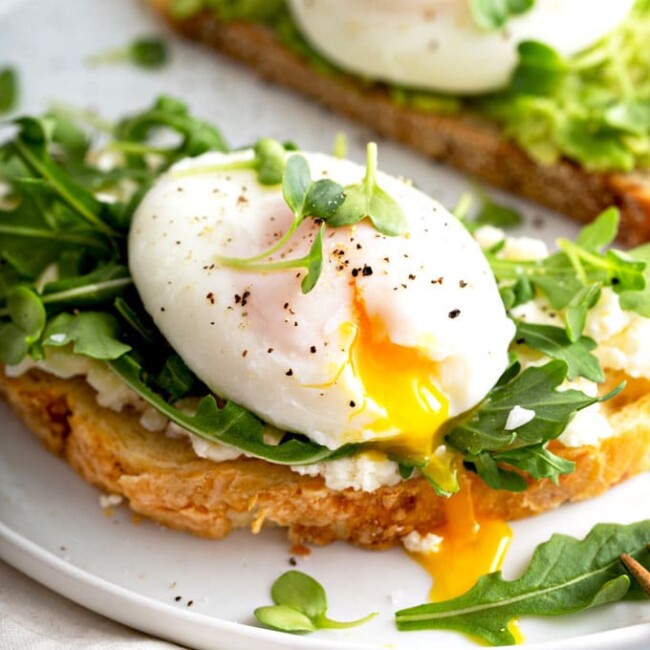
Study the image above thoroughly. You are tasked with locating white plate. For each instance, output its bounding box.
[1,0,650,648]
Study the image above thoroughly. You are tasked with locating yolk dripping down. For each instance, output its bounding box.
[348,292,449,461]
[408,479,513,603]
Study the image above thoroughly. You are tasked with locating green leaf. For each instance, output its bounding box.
[619,243,650,317]
[304,179,345,219]
[301,224,325,294]
[576,207,619,251]
[11,117,118,236]
[327,142,406,236]
[444,361,602,489]
[565,283,601,342]
[326,183,366,228]
[0,67,18,114]
[108,355,358,465]
[474,197,522,230]
[282,154,311,216]
[491,444,575,484]
[557,116,634,172]
[469,0,535,30]
[272,570,327,619]
[256,570,377,634]
[115,96,227,162]
[0,286,46,364]
[254,138,286,185]
[87,37,169,70]
[510,41,568,96]
[396,521,650,645]
[605,101,650,136]
[254,605,315,633]
[128,37,169,69]
[367,184,407,236]
[156,353,196,400]
[513,321,604,382]
[42,312,131,360]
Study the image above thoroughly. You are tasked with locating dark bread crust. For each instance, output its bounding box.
[2,368,649,549]
[152,3,650,245]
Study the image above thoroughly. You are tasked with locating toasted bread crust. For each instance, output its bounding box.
[150,3,650,245]
[2,368,649,549]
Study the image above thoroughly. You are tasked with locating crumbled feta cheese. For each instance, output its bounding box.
[584,288,631,343]
[291,453,402,492]
[86,364,143,411]
[504,405,536,431]
[596,315,650,379]
[502,236,549,261]
[557,378,613,446]
[510,298,562,327]
[389,589,406,606]
[475,226,548,261]
[189,435,243,462]
[474,225,505,251]
[99,494,123,509]
[401,530,443,554]
[559,403,614,447]
[140,406,169,432]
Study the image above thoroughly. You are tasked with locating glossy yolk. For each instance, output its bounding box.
[348,293,449,459]
[409,479,513,603]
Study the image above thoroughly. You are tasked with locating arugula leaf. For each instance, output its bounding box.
[488,209,648,319]
[469,0,535,30]
[396,521,650,645]
[444,361,604,488]
[255,571,377,634]
[0,286,46,364]
[513,321,604,382]
[115,96,227,162]
[42,312,131,360]
[10,117,119,237]
[108,354,358,465]
[620,243,650,316]
[575,206,619,251]
[156,353,197,400]
[0,67,18,114]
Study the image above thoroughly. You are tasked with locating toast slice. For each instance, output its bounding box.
[2,367,649,549]
[150,1,650,246]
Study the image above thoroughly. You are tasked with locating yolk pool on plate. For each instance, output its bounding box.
[409,480,513,602]
[349,293,449,459]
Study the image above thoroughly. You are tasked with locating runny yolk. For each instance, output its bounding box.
[348,293,449,460]
[408,480,513,603]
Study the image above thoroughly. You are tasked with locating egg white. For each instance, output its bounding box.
[128,150,514,450]
[288,0,635,94]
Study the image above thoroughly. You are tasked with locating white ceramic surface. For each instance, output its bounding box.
[1,0,650,648]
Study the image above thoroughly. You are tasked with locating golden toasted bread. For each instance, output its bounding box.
[149,1,650,246]
[2,367,649,549]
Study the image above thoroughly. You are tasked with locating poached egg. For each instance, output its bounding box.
[287,0,635,94]
[128,149,514,463]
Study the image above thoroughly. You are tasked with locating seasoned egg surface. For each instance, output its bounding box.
[288,0,635,94]
[129,150,514,453]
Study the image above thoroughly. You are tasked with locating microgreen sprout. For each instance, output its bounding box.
[86,37,169,69]
[214,142,406,293]
[173,137,287,185]
[469,0,535,30]
[254,570,377,634]
[0,67,18,114]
